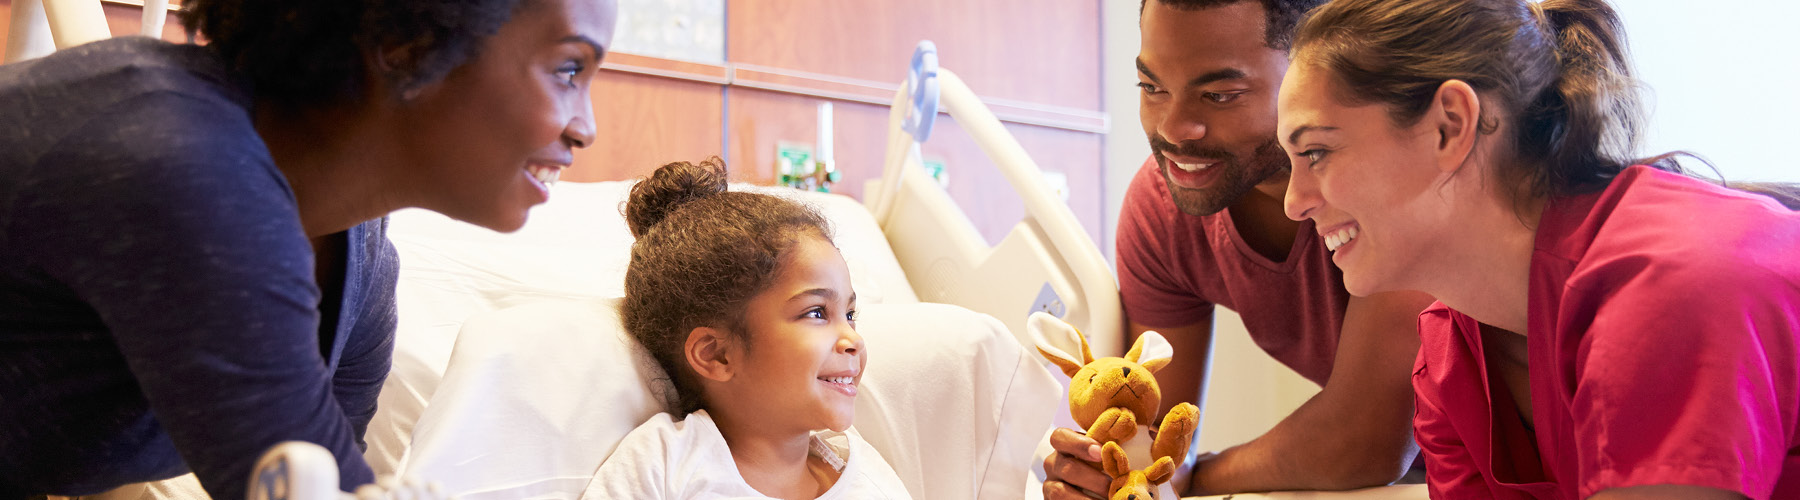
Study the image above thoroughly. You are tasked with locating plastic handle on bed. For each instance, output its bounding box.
[904,40,940,143]
[250,441,459,500]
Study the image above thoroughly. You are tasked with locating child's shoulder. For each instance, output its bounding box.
[588,411,749,499]
[617,410,727,454]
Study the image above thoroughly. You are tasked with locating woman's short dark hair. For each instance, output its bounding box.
[620,158,833,416]
[181,0,527,106]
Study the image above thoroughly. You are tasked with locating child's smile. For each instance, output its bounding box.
[817,364,860,397]
[722,234,864,433]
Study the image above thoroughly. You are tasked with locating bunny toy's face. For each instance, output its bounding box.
[1108,471,1159,500]
[1068,357,1163,429]
[1102,441,1174,500]
[1030,312,1177,430]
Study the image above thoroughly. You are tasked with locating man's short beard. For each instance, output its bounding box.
[1155,137,1290,217]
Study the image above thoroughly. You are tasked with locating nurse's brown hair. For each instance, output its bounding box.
[620,157,833,416]
[1294,0,1642,201]
[1292,0,1800,210]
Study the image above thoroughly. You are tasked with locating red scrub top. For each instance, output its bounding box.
[1413,166,1800,500]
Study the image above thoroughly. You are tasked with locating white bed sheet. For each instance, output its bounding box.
[364,180,919,477]
[402,297,1060,500]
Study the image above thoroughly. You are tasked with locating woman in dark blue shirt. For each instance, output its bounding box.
[0,0,616,497]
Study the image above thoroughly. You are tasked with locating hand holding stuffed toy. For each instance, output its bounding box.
[1029,312,1198,499]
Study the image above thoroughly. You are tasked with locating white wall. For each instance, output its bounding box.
[1612,0,1800,183]
[1098,0,1800,451]
[1102,0,1154,261]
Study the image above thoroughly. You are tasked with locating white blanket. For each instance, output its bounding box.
[402,298,1060,500]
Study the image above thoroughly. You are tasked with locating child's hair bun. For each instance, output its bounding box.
[625,156,729,238]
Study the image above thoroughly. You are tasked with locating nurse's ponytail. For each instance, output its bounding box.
[1529,1,1800,210]
[1293,0,1800,209]
[1513,0,1643,197]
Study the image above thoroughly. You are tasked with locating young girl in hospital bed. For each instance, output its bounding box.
[584,159,912,499]
[1279,0,1800,498]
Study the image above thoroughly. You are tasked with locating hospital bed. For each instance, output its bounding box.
[363,42,1429,500]
[363,43,1111,499]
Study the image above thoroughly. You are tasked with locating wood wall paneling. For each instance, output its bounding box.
[926,115,1105,248]
[569,70,725,182]
[727,0,1106,249]
[726,0,1102,113]
[727,86,1102,247]
[726,87,883,190]
[2,0,16,48]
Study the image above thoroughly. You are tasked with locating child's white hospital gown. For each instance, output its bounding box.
[583,410,913,500]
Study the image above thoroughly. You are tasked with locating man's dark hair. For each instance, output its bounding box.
[1141,0,1326,50]
[181,0,528,107]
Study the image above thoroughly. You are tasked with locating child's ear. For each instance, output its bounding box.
[685,326,736,382]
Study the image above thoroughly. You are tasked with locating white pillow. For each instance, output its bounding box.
[365,181,919,475]
[402,298,1060,500]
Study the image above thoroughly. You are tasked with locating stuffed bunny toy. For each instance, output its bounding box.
[1030,312,1198,499]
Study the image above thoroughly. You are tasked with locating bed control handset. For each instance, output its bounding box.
[250,441,458,500]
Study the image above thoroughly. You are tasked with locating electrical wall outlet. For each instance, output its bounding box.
[1030,282,1067,318]
[923,159,949,188]
[1041,171,1070,203]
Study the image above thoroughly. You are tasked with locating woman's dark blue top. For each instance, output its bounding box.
[0,37,394,499]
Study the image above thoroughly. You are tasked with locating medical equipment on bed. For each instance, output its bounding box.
[864,41,1124,358]
[249,442,453,500]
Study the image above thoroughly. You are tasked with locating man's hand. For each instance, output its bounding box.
[1180,291,1434,494]
[1042,427,1109,499]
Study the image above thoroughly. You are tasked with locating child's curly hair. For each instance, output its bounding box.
[621,157,833,416]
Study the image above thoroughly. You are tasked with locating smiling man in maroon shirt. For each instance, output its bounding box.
[1039,1,1436,498]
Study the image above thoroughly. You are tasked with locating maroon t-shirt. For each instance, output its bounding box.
[1116,156,1349,385]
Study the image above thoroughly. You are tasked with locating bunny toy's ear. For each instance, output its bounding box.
[1125,330,1175,373]
[1145,456,1176,486]
[1100,441,1131,479]
[1030,312,1093,378]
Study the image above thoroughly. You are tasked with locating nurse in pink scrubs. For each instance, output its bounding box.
[1274,0,1800,498]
